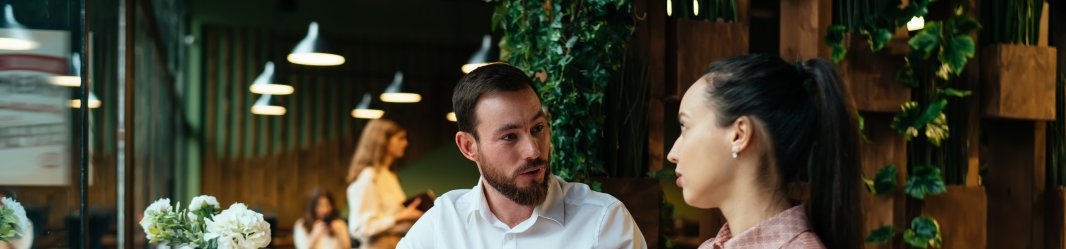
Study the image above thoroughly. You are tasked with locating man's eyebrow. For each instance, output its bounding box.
[530,110,545,123]
[494,123,521,135]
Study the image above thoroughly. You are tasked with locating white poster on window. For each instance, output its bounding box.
[0,28,72,186]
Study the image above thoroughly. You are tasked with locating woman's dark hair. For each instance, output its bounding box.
[303,189,340,236]
[701,54,861,248]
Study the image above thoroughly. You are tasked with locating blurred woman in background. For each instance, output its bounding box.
[293,189,350,249]
[346,119,423,249]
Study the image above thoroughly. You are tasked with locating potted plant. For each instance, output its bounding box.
[980,0,1056,120]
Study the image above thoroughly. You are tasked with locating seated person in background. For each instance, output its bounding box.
[396,63,646,249]
[293,190,351,249]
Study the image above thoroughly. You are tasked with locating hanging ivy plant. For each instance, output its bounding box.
[827,1,978,247]
[488,0,636,186]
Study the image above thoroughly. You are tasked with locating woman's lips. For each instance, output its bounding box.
[675,171,683,187]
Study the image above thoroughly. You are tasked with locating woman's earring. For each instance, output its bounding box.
[731,149,739,159]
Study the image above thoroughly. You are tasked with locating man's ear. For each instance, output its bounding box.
[455,131,480,162]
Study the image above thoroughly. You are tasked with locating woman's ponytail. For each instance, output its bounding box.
[801,59,862,249]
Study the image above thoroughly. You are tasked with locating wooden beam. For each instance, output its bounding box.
[779,0,831,61]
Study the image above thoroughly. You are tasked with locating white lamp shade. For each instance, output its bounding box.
[352,93,384,119]
[0,4,37,51]
[380,71,421,103]
[287,22,344,66]
[462,35,496,74]
[249,62,294,95]
[251,94,286,115]
[52,52,82,87]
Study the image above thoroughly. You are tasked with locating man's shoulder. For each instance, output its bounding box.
[425,187,478,214]
[556,178,623,210]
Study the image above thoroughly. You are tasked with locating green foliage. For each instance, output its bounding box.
[864,165,899,196]
[866,225,897,245]
[905,165,948,199]
[825,25,848,62]
[980,0,1044,45]
[0,207,19,242]
[143,202,202,245]
[908,23,941,58]
[489,0,636,183]
[904,217,943,248]
[825,0,939,62]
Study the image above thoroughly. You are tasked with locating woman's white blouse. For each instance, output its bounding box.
[347,167,408,242]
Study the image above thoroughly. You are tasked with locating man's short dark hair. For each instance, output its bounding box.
[452,63,536,139]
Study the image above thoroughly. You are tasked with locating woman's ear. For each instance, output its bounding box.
[730,116,754,155]
[455,131,480,162]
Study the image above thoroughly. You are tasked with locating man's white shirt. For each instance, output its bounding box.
[396,175,647,249]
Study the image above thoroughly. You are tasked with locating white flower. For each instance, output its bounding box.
[188,195,219,212]
[188,195,220,220]
[140,198,172,242]
[146,198,173,215]
[204,203,271,249]
[1,197,29,239]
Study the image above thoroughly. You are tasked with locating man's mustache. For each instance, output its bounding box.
[513,158,549,176]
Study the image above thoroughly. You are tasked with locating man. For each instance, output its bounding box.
[396,63,646,249]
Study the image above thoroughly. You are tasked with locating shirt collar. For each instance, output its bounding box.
[710,205,814,248]
[465,175,567,227]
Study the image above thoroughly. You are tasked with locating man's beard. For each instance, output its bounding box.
[481,155,550,207]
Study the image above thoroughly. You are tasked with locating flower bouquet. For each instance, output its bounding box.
[140,195,271,249]
[0,197,29,246]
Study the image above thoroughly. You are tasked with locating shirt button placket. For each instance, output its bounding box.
[504,233,517,249]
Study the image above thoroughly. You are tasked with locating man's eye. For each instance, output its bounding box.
[502,134,517,141]
[532,125,545,133]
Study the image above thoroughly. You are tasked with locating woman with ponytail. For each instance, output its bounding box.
[667,54,861,248]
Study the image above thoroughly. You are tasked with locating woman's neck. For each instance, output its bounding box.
[382,155,395,170]
[719,180,791,236]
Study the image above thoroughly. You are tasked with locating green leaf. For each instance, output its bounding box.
[589,181,603,192]
[866,226,897,245]
[871,165,899,196]
[908,22,942,58]
[904,217,943,248]
[891,101,920,136]
[868,28,894,52]
[939,87,972,98]
[949,15,982,35]
[939,35,976,76]
[905,165,947,199]
[918,99,948,127]
[825,25,848,63]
